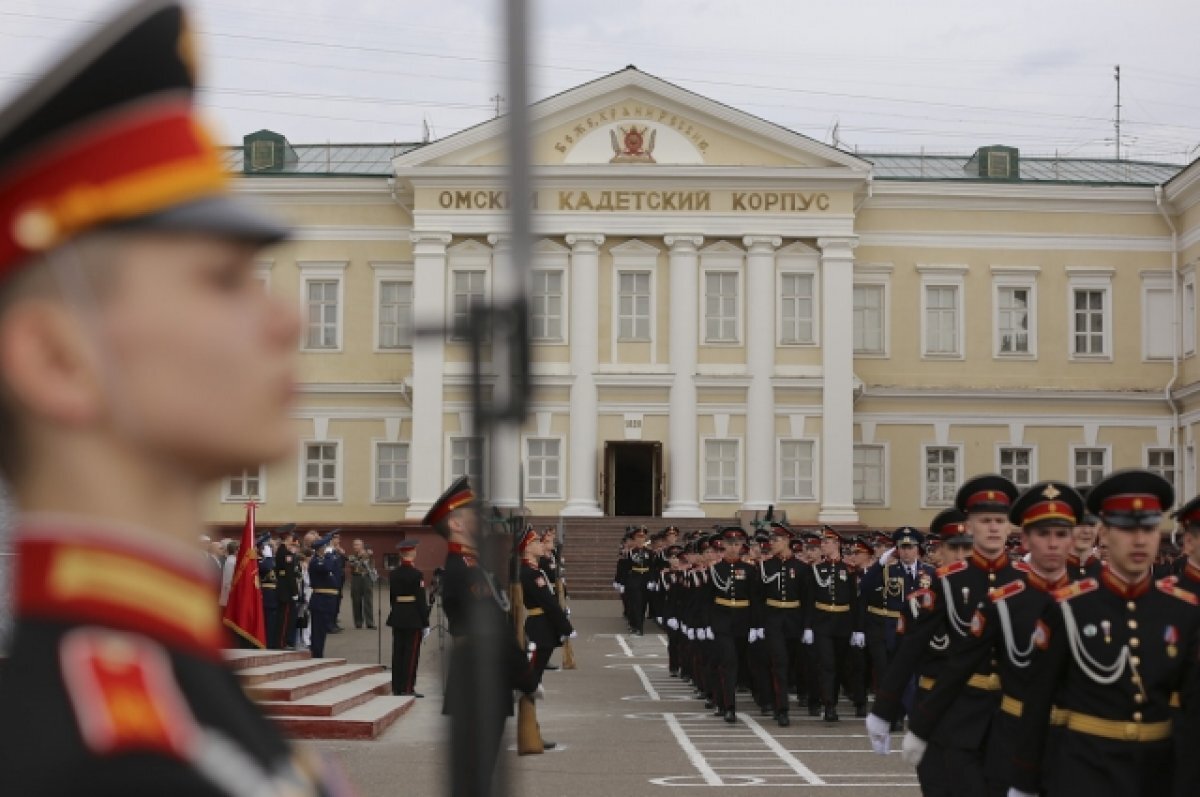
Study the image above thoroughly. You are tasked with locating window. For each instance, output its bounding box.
[1073,447,1107,486]
[618,272,651,340]
[451,271,487,340]
[305,280,339,349]
[530,271,564,341]
[378,280,413,348]
[924,285,960,356]
[1148,448,1175,489]
[997,287,1030,354]
[704,272,739,342]
[375,443,409,502]
[1143,274,1173,360]
[225,467,264,502]
[526,439,561,498]
[779,440,815,500]
[450,436,484,485]
[779,273,815,344]
[1184,276,1196,357]
[999,447,1034,490]
[302,442,339,501]
[853,445,885,505]
[1073,290,1105,355]
[924,446,959,506]
[853,284,885,354]
[704,439,739,500]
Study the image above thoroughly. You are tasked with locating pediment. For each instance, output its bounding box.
[394,68,869,173]
[609,239,663,256]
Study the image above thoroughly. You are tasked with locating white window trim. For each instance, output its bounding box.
[853,263,892,358]
[701,436,743,503]
[445,434,488,487]
[222,465,267,504]
[1143,444,1177,485]
[852,441,890,508]
[522,434,566,500]
[1067,267,1115,362]
[777,264,820,347]
[613,268,656,345]
[371,439,410,505]
[447,268,493,342]
[921,442,964,509]
[1183,266,1196,358]
[777,438,819,502]
[298,261,348,353]
[371,261,414,353]
[995,443,1038,490]
[991,266,1039,360]
[918,265,967,360]
[532,240,570,346]
[1069,444,1112,485]
[700,268,744,345]
[530,268,568,345]
[1141,270,1174,362]
[298,438,343,504]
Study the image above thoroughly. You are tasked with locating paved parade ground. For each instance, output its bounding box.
[314,597,921,796]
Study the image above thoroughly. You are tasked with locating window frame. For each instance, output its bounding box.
[702,269,742,345]
[777,269,819,346]
[921,443,963,509]
[778,438,819,502]
[524,435,565,500]
[1069,444,1111,487]
[372,440,411,504]
[1141,271,1174,362]
[298,261,348,353]
[446,435,486,487]
[1067,269,1114,361]
[918,266,967,360]
[222,465,266,504]
[448,268,491,342]
[996,444,1037,491]
[852,263,892,358]
[372,262,414,352]
[298,438,343,503]
[1145,445,1176,491]
[702,437,742,502]
[616,269,654,342]
[852,442,889,507]
[991,267,1039,360]
[529,268,567,344]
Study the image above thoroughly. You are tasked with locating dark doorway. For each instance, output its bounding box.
[604,441,662,516]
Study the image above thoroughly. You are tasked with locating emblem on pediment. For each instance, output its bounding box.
[610,124,656,163]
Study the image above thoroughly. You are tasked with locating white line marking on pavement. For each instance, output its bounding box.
[664,713,724,786]
[658,634,669,647]
[737,714,826,785]
[615,635,634,657]
[633,665,661,700]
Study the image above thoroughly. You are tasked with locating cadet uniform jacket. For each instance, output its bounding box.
[708,560,758,635]
[759,555,804,638]
[0,521,351,796]
[386,562,429,630]
[520,560,573,650]
[802,558,861,637]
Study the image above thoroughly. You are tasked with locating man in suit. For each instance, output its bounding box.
[387,539,429,697]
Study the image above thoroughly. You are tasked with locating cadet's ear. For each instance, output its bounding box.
[0,298,105,426]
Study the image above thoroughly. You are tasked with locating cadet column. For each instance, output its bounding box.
[406,231,453,519]
[562,234,605,516]
[817,236,859,523]
[664,234,705,518]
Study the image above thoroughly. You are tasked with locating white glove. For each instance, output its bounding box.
[561,631,578,642]
[667,618,679,630]
[755,628,765,642]
[1006,790,1037,797]
[421,628,430,640]
[656,616,664,626]
[706,627,715,641]
[687,628,696,640]
[612,581,622,592]
[865,713,892,755]
[564,607,571,617]
[748,629,757,643]
[648,581,657,592]
[901,732,927,766]
[879,546,896,566]
[850,631,866,648]
[802,629,814,645]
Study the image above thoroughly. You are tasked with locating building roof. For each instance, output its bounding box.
[221,142,420,177]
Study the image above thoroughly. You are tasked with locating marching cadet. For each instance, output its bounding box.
[1169,494,1200,797]
[802,527,866,721]
[662,544,687,677]
[624,526,652,635]
[1009,470,1200,797]
[425,477,537,796]
[647,530,670,627]
[902,481,1082,796]
[759,523,803,726]
[0,1,355,793]
[708,527,758,722]
[1067,485,1103,581]
[387,539,429,697]
[307,532,341,658]
[613,528,633,620]
[867,476,1022,796]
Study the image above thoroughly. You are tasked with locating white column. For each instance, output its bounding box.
[818,236,860,523]
[743,236,782,510]
[663,234,705,518]
[406,231,453,519]
[562,234,605,516]
[487,234,521,508]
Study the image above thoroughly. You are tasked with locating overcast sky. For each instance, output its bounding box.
[2,0,1199,163]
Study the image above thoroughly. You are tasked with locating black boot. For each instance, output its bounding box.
[724,709,736,724]
[823,705,839,722]
[775,712,790,727]
[807,703,821,717]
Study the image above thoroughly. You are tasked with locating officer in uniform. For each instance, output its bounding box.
[802,527,865,721]
[387,539,429,697]
[1010,470,1200,797]
[708,527,758,722]
[759,522,803,726]
[347,538,377,630]
[517,530,574,701]
[308,531,341,658]
[903,481,1082,796]
[624,526,652,635]
[0,2,352,793]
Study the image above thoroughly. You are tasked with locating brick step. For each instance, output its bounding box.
[222,648,312,672]
[235,657,346,686]
[245,663,385,702]
[273,696,415,740]
[258,672,393,717]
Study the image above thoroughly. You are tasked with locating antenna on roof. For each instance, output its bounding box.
[422,117,431,144]
[1114,65,1122,161]
[491,94,505,119]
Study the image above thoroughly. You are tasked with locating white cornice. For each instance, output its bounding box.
[858,230,1171,253]
[594,373,674,388]
[868,180,1157,208]
[412,210,855,239]
[397,165,865,185]
[297,382,408,394]
[1164,160,1200,209]
[854,411,1169,428]
[232,177,392,196]
[861,386,1165,403]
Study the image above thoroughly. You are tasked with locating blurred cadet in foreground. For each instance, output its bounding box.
[0,1,351,793]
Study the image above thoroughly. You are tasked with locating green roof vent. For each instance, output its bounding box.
[965,145,1019,180]
[243,130,298,174]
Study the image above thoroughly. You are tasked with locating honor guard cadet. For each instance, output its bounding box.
[307,531,341,658]
[0,2,355,794]
[1068,485,1103,581]
[516,529,574,753]
[386,539,429,697]
[802,527,866,721]
[257,529,280,647]
[759,523,803,726]
[624,526,652,635]
[708,527,758,722]
[904,481,1082,795]
[1169,494,1200,797]
[868,475,1021,796]
[1010,470,1200,797]
[274,526,303,650]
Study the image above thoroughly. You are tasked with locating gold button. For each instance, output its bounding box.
[988,573,996,583]
[1134,693,1145,704]
[1128,620,1138,630]
[1133,712,1143,722]
[1130,638,1140,649]
[1132,675,1143,685]
[1127,601,1137,612]
[1131,656,1141,667]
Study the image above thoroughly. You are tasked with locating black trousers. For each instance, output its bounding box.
[625,584,647,632]
[1047,733,1173,797]
[917,741,987,797]
[765,632,793,713]
[391,628,422,694]
[815,633,865,707]
[274,600,296,650]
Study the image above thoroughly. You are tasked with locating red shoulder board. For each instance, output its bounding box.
[936,560,968,578]
[1012,560,1031,573]
[908,588,936,612]
[59,629,198,759]
[989,580,1026,603]
[1054,577,1098,602]
[1157,578,1200,606]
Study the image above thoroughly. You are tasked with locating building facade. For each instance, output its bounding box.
[203,67,1200,532]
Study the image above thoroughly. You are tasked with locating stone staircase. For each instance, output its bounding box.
[225,649,413,740]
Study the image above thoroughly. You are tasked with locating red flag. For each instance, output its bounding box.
[222,502,265,648]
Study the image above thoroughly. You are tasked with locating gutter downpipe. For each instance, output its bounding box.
[1156,184,1182,513]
